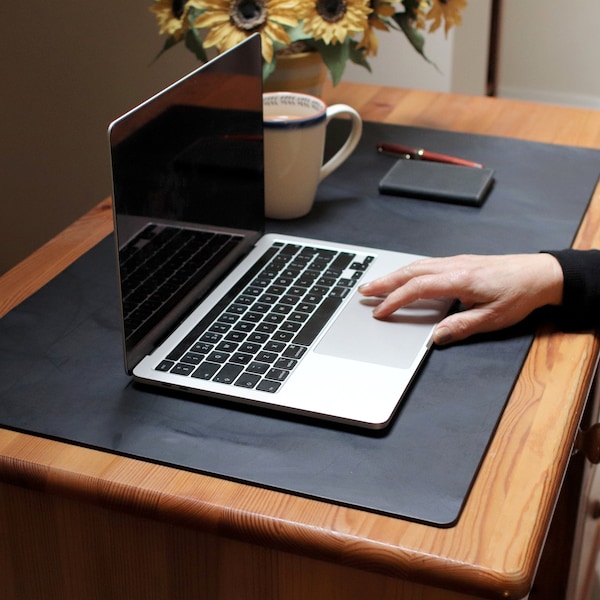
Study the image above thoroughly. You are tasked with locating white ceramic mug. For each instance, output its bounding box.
[263,92,362,219]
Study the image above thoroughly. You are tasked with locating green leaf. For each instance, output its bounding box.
[185,28,208,63]
[393,12,438,70]
[152,36,181,63]
[312,38,369,86]
[263,58,276,81]
[401,0,423,20]
[286,23,313,44]
[348,39,371,72]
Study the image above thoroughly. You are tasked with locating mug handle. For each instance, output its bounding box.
[319,104,363,181]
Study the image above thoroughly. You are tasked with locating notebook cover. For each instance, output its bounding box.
[379,160,495,206]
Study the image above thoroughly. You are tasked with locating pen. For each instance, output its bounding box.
[377,142,484,169]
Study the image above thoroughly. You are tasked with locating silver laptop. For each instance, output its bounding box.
[109,34,450,429]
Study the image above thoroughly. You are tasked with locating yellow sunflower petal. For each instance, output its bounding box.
[427,0,467,35]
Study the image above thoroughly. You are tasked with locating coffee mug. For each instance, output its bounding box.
[263,92,362,219]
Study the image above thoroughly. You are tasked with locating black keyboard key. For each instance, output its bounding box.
[271,331,294,342]
[256,323,277,334]
[257,380,282,393]
[272,304,292,315]
[287,312,308,324]
[265,368,290,382]
[296,303,316,313]
[156,360,174,372]
[252,302,271,313]
[317,276,336,287]
[293,297,343,346]
[230,352,253,365]
[235,373,261,389]
[281,294,301,305]
[240,342,261,354]
[236,295,256,306]
[274,358,297,370]
[180,352,203,365]
[225,331,247,342]
[263,313,285,325]
[241,312,263,323]
[219,313,240,324]
[216,341,238,353]
[258,294,278,304]
[329,251,355,271]
[213,364,244,384]
[303,292,323,304]
[257,351,278,363]
[207,351,229,363]
[171,363,195,376]
[247,332,269,344]
[329,286,351,299]
[247,361,269,375]
[191,342,213,354]
[266,285,286,295]
[264,341,286,353]
[228,304,248,314]
[200,332,222,343]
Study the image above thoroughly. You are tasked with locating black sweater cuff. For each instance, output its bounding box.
[544,249,600,327]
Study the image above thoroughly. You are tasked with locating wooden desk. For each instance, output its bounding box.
[1,83,600,600]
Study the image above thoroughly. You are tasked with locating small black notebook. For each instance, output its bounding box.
[379,159,495,206]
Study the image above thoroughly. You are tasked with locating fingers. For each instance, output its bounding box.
[358,257,447,297]
[432,309,495,345]
[368,272,459,319]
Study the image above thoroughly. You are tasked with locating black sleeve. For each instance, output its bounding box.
[544,249,600,327]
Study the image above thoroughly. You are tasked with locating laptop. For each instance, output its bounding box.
[108,34,450,429]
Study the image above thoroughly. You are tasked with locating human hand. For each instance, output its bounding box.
[358,253,564,345]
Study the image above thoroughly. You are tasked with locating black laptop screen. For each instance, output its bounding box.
[109,36,264,372]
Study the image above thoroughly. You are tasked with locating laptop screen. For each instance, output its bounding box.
[109,35,264,372]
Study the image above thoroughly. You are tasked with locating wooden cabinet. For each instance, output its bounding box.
[568,377,600,600]
[531,369,600,600]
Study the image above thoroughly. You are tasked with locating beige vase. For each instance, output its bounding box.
[263,51,327,97]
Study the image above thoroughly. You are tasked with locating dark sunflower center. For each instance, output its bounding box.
[316,0,347,23]
[230,0,268,30]
[172,0,186,19]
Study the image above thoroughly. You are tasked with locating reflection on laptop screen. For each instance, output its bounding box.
[109,36,264,373]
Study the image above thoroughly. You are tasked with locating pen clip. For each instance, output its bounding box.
[377,145,412,160]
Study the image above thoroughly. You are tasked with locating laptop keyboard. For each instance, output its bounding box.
[155,241,374,393]
[120,224,242,345]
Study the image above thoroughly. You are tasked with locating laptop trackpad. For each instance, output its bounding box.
[315,296,445,369]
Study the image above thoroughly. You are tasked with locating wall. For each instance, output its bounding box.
[0,0,198,274]
[497,0,600,108]
[344,0,492,95]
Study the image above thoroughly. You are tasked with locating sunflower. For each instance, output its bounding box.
[426,0,467,35]
[300,0,372,46]
[193,0,304,63]
[358,0,395,56]
[150,0,203,40]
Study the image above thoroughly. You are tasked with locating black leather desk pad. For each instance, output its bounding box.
[1,121,599,527]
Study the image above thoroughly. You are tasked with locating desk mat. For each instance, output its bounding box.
[1,121,599,527]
